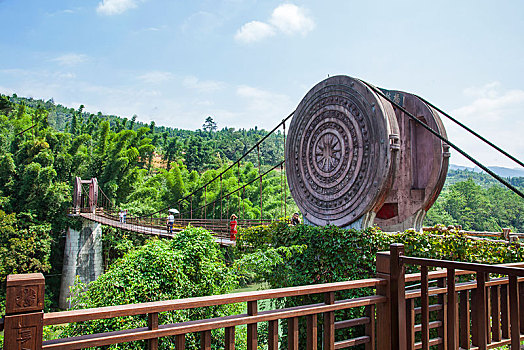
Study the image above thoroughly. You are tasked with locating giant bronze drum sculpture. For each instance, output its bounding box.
[285,76,449,231]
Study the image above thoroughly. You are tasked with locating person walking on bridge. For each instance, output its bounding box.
[167,212,175,234]
[230,214,238,241]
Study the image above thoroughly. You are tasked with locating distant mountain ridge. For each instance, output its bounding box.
[449,164,524,178]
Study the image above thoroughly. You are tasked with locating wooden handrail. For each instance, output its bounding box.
[43,295,385,349]
[401,256,524,276]
[44,277,385,325]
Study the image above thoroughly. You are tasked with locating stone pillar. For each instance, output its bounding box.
[59,219,103,309]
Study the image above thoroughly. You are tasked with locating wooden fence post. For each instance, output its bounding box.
[4,273,45,350]
[390,244,407,350]
[376,247,393,350]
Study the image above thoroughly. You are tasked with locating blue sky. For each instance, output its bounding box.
[1,0,523,168]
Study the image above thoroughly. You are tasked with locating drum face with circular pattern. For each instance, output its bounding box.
[286,75,399,227]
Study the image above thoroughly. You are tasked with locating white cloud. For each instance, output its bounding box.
[182,11,223,36]
[236,85,293,119]
[445,82,524,167]
[137,71,174,84]
[51,53,88,66]
[183,76,226,92]
[269,4,315,35]
[235,21,276,43]
[235,4,314,44]
[96,0,138,15]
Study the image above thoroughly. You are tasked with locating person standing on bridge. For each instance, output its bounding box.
[167,212,175,233]
[230,214,238,241]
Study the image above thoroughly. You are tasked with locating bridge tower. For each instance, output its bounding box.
[60,177,103,309]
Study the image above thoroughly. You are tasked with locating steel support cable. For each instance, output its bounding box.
[413,94,524,169]
[133,110,295,219]
[177,160,285,216]
[359,79,524,199]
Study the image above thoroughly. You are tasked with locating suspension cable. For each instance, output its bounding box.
[359,79,524,198]
[413,94,524,168]
[134,110,295,219]
[177,160,285,216]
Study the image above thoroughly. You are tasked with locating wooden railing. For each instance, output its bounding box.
[389,243,524,349]
[3,244,524,349]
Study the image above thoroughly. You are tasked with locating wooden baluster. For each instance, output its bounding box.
[147,312,158,350]
[486,279,492,344]
[519,281,524,334]
[437,276,447,350]
[175,334,185,349]
[509,275,520,350]
[288,317,299,350]
[201,330,211,350]
[491,285,501,342]
[459,290,470,349]
[406,298,415,350]
[447,269,456,349]
[268,320,279,350]
[306,314,317,350]
[472,272,487,349]
[365,304,375,350]
[471,288,478,344]
[247,301,258,350]
[225,326,235,350]
[421,265,429,350]
[501,284,510,339]
[323,291,335,350]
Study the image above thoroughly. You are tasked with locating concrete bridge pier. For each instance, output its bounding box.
[59,219,103,309]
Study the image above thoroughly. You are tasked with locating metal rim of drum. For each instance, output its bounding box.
[286,75,397,226]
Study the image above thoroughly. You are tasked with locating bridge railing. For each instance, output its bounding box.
[73,207,277,240]
[4,244,524,349]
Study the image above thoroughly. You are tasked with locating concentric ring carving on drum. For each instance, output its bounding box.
[314,131,341,173]
[285,75,397,227]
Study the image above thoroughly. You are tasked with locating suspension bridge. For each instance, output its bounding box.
[60,75,524,309]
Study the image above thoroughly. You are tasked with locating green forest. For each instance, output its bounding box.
[1,93,524,347]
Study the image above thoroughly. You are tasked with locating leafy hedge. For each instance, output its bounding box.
[62,227,242,349]
[234,222,524,345]
[236,222,524,286]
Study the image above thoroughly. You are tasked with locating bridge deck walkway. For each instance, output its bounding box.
[76,212,236,246]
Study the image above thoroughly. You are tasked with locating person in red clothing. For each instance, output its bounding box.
[230,214,238,241]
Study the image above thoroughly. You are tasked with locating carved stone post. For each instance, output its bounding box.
[4,273,45,350]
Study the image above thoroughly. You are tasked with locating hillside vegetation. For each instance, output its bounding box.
[0,92,523,314]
